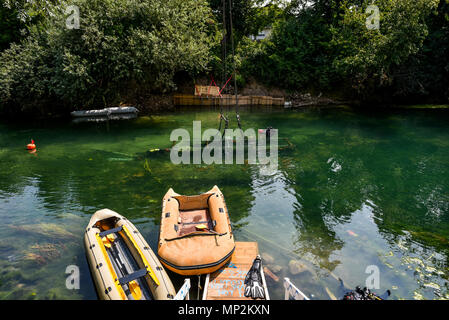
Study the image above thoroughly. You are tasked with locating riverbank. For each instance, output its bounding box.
[1,82,448,121]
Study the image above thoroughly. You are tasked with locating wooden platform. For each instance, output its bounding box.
[202,241,270,300]
[174,94,285,107]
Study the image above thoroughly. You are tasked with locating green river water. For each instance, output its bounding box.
[0,106,448,300]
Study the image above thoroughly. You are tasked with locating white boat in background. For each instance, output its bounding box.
[70,106,138,118]
[72,113,137,123]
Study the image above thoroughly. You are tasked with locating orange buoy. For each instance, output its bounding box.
[26,139,36,150]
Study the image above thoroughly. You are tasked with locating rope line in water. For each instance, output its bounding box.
[238,227,348,288]
[238,228,348,299]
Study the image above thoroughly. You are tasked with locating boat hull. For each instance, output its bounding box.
[158,186,235,276]
[84,208,176,300]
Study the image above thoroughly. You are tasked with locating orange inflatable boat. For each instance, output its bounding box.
[157,186,235,276]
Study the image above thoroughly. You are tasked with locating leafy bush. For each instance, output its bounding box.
[239,9,336,91]
[238,0,444,101]
[0,0,218,113]
[330,0,440,99]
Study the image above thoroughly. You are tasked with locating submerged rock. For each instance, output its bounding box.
[261,252,274,265]
[24,252,47,265]
[23,242,65,265]
[9,224,76,241]
[269,265,283,273]
[288,260,307,275]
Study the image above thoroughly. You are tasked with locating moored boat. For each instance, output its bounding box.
[157,186,235,276]
[71,106,138,118]
[84,208,176,300]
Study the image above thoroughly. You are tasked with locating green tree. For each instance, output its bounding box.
[330,0,440,100]
[391,0,449,102]
[208,0,258,39]
[0,4,23,50]
[240,1,337,90]
[0,0,219,114]
[0,0,62,50]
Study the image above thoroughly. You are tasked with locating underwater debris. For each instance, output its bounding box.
[263,267,279,282]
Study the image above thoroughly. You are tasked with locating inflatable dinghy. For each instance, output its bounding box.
[84,209,176,300]
[158,186,235,276]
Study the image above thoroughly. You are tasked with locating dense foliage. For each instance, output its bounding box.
[0,5,22,50]
[1,0,448,115]
[239,0,447,102]
[0,0,218,114]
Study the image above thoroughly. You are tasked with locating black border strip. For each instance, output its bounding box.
[158,246,235,271]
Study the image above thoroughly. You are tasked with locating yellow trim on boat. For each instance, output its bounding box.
[121,225,160,287]
[95,233,126,300]
[129,280,142,300]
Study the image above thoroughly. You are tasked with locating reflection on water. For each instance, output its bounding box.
[0,107,448,300]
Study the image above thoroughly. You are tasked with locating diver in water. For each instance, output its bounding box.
[244,255,266,299]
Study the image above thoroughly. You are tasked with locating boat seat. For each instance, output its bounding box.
[99,226,123,237]
[178,209,214,236]
[118,268,148,285]
[182,220,213,226]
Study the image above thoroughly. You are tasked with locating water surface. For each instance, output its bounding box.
[0,106,448,300]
